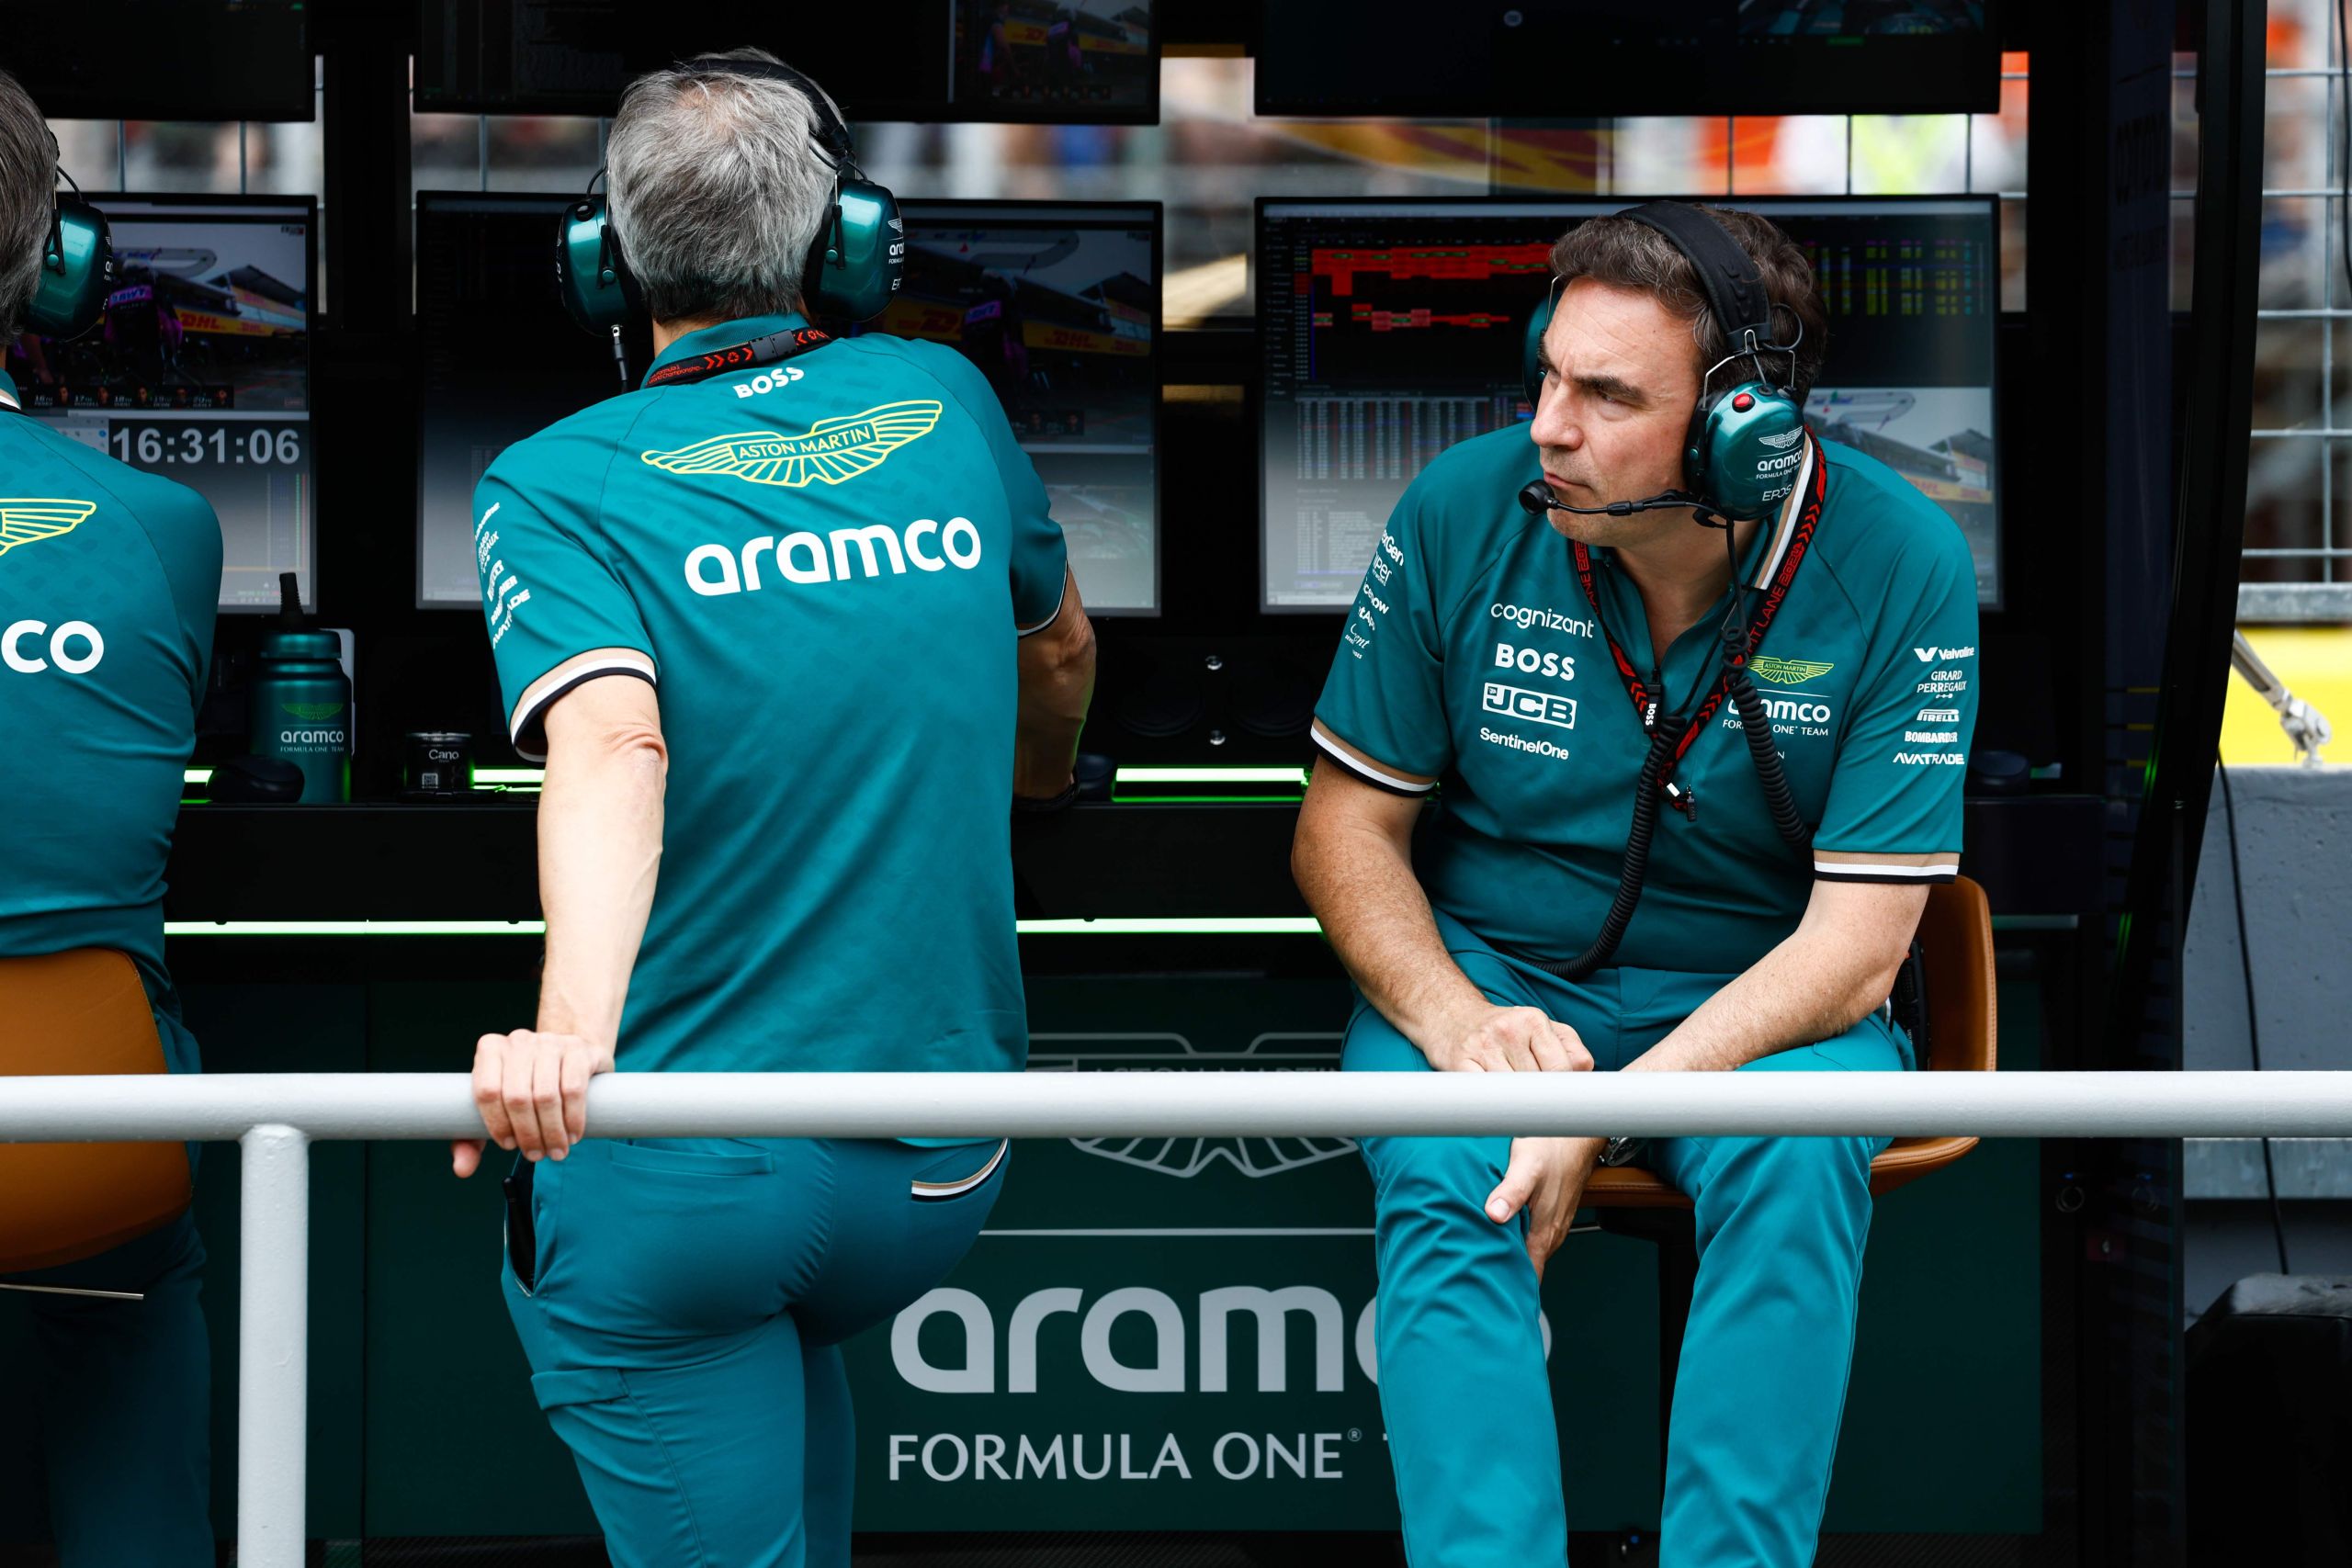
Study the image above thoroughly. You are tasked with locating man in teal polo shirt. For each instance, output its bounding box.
[446,51,1095,1568]
[1293,205,1979,1566]
[0,69,222,1567]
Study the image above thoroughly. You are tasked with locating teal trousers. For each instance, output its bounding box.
[503,1134,1008,1568]
[1347,913,1910,1568]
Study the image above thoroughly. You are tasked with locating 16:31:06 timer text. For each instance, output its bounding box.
[109,422,304,468]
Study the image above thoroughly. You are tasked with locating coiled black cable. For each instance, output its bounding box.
[1536,716,1683,980]
[1724,639,1814,853]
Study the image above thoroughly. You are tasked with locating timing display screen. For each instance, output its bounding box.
[1257,197,2001,613]
[5,197,315,613]
[851,200,1161,614]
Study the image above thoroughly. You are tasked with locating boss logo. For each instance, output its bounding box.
[1482,682,1577,730]
[1491,642,1575,682]
[732,365,808,398]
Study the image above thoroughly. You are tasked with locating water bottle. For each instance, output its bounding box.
[249,572,350,803]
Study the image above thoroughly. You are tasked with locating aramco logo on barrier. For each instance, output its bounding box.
[891,1282,1556,1396]
[1027,1032,1360,1179]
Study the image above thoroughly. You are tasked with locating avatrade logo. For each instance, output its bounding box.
[1914,645,1977,662]
[1759,426,1804,451]
[685,516,982,596]
[642,400,941,489]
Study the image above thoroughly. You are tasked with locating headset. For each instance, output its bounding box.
[1520,200,1806,523]
[26,133,114,340]
[556,55,903,357]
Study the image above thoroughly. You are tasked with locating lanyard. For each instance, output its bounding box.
[1566,442,1826,802]
[641,323,836,390]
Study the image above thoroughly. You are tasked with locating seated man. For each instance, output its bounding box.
[1292,203,1980,1567]
[0,68,223,1568]
[448,49,1095,1568]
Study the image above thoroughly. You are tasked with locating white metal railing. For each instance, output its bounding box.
[8,1068,2352,1565]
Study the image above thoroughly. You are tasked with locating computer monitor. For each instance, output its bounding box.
[415,195,1160,615]
[851,199,1161,615]
[414,1,1159,124]
[5,196,316,613]
[1257,197,2001,613]
[414,192,655,609]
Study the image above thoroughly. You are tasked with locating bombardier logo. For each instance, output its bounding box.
[0,498,97,559]
[642,400,942,488]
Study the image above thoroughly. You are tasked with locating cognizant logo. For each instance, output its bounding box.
[3,619,104,674]
[685,516,983,596]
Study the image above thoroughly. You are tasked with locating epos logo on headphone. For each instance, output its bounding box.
[642,400,941,489]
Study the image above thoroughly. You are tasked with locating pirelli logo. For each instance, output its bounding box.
[1482,682,1577,731]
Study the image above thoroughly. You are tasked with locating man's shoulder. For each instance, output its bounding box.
[1395,424,1542,563]
[1813,436,1976,592]
[4,417,220,559]
[481,391,652,512]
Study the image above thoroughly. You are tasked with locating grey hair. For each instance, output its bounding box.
[0,70,54,344]
[606,47,843,325]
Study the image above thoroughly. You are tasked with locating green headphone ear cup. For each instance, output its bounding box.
[556,197,637,333]
[1702,382,1808,517]
[25,198,112,340]
[804,178,902,324]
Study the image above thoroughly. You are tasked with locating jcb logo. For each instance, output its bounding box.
[1482,682,1576,731]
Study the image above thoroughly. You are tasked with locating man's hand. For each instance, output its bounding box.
[449,1029,615,1177]
[1425,1004,1593,1075]
[1486,1135,1606,1280]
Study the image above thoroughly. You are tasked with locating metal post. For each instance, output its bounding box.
[237,1123,310,1568]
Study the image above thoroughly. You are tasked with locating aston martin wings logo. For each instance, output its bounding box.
[0,499,97,558]
[1758,426,1805,450]
[639,400,943,489]
[1749,656,1834,685]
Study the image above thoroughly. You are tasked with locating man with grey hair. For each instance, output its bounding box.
[0,68,222,1568]
[447,50,1094,1568]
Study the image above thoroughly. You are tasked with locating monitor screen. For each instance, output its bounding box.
[414,0,1159,123]
[414,192,655,609]
[0,1,314,121]
[1257,1,1997,118]
[1257,197,2001,613]
[5,196,316,614]
[415,195,1159,615]
[850,200,1160,614]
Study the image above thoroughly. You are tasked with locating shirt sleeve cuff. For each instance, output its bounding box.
[1309,723,1436,797]
[508,654,658,762]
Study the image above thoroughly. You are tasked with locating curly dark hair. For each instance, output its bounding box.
[1546,205,1829,404]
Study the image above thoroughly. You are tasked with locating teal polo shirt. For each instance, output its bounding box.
[472,313,1069,1077]
[0,367,220,1057]
[1312,427,1980,976]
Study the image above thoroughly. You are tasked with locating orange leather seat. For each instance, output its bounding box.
[1585,874,1998,1210]
[0,948,192,1275]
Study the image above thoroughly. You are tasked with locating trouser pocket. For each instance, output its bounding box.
[503,1158,540,1295]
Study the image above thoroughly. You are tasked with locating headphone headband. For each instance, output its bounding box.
[675,54,858,170]
[1615,201,1778,364]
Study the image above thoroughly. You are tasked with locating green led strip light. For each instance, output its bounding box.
[1114,766,1307,785]
[164,917,1324,939]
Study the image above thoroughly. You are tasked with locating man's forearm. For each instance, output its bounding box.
[1294,817,1485,1054]
[535,733,665,1047]
[1013,616,1096,797]
[1627,923,1894,1077]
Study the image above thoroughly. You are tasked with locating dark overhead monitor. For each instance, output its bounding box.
[0,1,314,121]
[1256,1,1998,118]
[850,200,1162,615]
[6,195,316,613]
[1257,196,2002,613]
[414,0,1159,123]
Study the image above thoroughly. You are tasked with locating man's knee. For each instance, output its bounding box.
[1696,1132,1878,1218]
